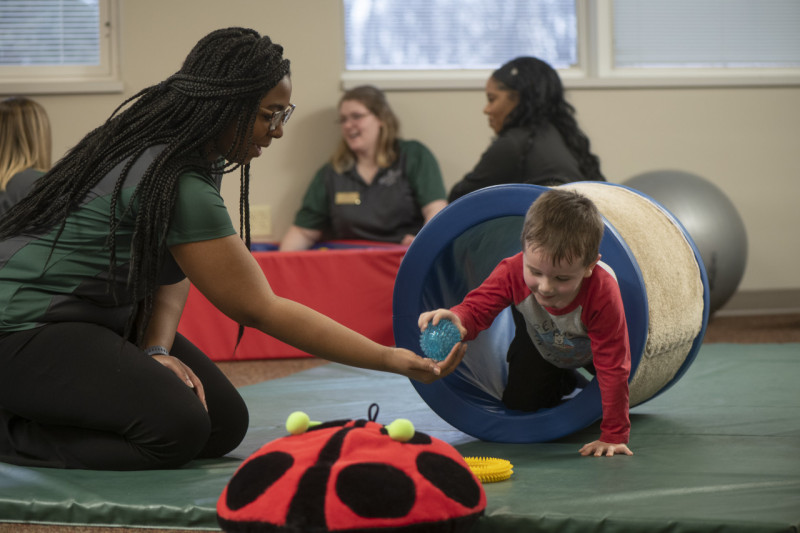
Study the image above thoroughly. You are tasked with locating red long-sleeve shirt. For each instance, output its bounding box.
[451,252,631,443]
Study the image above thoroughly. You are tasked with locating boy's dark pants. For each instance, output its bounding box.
[502,307,592,411]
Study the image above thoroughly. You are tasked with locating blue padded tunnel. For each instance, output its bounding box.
[393,183,710,443]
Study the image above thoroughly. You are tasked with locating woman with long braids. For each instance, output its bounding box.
[448,56,605,202]
[0,27,465,471]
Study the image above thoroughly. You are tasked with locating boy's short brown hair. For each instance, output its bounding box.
[521,188,604,267]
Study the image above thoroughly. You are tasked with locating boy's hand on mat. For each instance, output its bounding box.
[152,355,208,411]
[394,342,467,384]
[579,440,633,457]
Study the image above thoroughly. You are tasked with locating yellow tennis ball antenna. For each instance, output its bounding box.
[285,411,321,435]
[386,418,415,442]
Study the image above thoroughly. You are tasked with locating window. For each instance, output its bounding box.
[342,0,800,89]
[0,0,121,94]
[594,0,800,85]
[342,0,578,89]
[612,0,800,69]
[344,0,577,71]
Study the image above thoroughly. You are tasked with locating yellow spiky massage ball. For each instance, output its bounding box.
[464,456,514,483]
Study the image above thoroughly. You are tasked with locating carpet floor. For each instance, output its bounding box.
[1,312,797,533]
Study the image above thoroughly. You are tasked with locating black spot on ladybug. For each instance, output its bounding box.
[287,427,356,528]
[226,451,294,511]
[379,427,433,444]
[309,419,350,432]
[336,462,415,518]
[417,452,482,509]
[408,431,432,444]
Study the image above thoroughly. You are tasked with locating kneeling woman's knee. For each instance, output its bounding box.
[135,401,212,469]
[198,395,249,459]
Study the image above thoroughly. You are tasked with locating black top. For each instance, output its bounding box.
[0,168,45,216]
[448,124,583,202]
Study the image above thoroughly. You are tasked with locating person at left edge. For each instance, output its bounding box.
[0,96,52,216]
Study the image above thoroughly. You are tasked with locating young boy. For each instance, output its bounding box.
[419,189,633,457]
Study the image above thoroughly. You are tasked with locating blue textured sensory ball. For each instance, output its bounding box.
[419,319,461,362]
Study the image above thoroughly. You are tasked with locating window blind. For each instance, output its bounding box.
[344,0,578,71]
[614,0,800,68]
[0,0,101,67]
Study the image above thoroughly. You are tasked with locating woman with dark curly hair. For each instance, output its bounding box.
[0,28,464,471]
[448,56,605,202]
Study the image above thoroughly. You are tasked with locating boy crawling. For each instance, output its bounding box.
[419,189,633,456]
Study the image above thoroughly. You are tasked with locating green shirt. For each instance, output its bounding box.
[293,139,445,243]
[0,145,236,333]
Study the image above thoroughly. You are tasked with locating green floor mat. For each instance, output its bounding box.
[1,343,798,532]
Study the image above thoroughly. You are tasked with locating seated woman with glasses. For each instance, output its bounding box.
[448,56,605,203]
[0,96,52,216]
[279,85,447,250]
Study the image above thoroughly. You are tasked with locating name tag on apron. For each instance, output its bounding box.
[335,192,361,205]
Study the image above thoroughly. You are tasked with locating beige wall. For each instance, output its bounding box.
[15,0,800,303]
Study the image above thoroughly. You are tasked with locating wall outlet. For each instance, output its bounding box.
[250,204,272,237]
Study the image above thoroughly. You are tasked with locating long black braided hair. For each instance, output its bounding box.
[0,27,290,343]
[492,56,605,182]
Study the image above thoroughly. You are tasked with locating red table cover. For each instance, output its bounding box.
[177,243,407,361]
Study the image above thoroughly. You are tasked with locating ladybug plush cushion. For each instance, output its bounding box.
[217,405,486,532]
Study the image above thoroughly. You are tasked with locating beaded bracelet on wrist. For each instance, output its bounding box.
[144,345,170,357]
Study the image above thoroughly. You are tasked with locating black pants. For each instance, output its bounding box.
[502,307,591,411]
[0,322,248,470]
